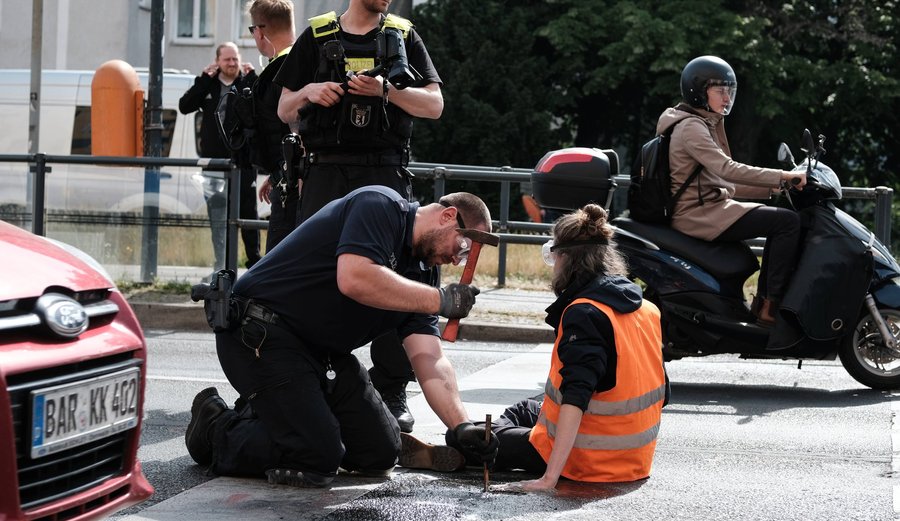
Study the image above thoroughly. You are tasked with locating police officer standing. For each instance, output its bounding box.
[244,0,298,251]
[179,42,262,274]
[273,0,443,432]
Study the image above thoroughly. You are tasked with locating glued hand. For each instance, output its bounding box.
[452,422,498,467]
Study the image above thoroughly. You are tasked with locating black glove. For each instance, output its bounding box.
[438,284,481,319]
[452,422,499,468]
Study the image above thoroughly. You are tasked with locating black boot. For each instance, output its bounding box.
[381,385,415,433]
[185,387,228,465]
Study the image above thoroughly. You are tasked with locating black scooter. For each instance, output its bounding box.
[531,131,900,390]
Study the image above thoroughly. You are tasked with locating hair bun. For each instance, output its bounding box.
[577,204,612,239]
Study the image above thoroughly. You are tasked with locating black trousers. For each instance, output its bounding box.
[239,166,262,268]
[716,206,801,300]
[447,398,547,473]
[297,162,413,222]
[298,161,415,392]
[211,319,400,478]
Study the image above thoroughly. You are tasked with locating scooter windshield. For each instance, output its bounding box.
[798,159,842,200]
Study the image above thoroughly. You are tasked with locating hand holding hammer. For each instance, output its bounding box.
[441,229,500,342]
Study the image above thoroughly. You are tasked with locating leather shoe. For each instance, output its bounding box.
[398,433,465,472]
[185,387,228,466]
[381,386,415,433]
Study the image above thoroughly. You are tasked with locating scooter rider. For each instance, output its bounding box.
[661,55,807,326]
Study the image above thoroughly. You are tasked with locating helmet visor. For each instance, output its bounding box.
[707,84,737,115]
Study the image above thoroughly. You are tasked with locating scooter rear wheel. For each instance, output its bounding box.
[839,307,900,390]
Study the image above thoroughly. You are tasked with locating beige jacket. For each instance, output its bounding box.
[657,106,783,241]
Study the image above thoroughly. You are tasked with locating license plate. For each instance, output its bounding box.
[30,367,140,459]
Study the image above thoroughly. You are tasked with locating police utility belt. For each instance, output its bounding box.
[232,296,280,325]
[307,150,407,167]
[191,270,280,332]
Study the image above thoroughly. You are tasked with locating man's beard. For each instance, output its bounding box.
[362,0,390,15]
[413,228,443,267]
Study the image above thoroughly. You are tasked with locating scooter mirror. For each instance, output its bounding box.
[777,143,795,167]
[800,129,815,157]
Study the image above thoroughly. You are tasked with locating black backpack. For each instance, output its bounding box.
[628,109,703,224]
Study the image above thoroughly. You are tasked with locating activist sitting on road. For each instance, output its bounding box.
[662,55,806,326]
[444,204,668,492]
[184,186,498,487]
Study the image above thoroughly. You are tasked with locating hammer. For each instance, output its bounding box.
[442,229,500,343]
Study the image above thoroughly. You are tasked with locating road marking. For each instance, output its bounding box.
[891,392,900,517]
[147,374,230,384]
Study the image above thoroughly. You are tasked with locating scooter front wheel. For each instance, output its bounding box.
[839,307,900,390]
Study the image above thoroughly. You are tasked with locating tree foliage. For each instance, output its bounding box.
[412,0,900,192]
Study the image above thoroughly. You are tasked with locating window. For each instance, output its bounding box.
[71,106,178,158]
[176,0,214,42]
[71,106,92,155]
[236,0,254,44]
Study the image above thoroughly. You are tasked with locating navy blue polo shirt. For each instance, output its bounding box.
[231,186,439,355]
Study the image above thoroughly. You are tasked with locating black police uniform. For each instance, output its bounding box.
[273,17,441,222]
[179,70,262,269]
[211,186,439,478]
[272,16,442,409]
[246,51,298,251]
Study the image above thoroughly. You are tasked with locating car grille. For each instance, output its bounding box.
[0,289,117,337]
[7,353,141,510]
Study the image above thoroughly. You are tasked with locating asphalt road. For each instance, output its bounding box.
[112,330,898,521]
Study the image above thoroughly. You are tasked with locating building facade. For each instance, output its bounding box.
[0,0,412,73]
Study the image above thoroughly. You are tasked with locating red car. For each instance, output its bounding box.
[0,221,152,520]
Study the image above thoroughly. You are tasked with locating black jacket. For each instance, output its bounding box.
[179,71,257,159]
[544,274,644,411]
[250,54,291,174]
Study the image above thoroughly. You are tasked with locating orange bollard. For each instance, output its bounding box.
[91,60,144,156]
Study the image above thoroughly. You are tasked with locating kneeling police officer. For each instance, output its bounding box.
[185,187,499,486]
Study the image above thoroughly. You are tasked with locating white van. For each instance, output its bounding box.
[0,69,210,215]
[0,68,270,218]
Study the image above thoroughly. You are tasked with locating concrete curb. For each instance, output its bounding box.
[129,301,555,344]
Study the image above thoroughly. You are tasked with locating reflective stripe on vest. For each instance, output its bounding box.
[383,13,412,38]
[528,297,664,482]
[543,377,666,416]
[309,11,339,38]
[536,411,660,450]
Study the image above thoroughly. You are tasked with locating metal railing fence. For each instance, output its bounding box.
[2,154,894,286]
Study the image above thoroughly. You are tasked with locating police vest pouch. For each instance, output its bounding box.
[339,93,383,143]
[190,269,238,332]
[299,95,412,151]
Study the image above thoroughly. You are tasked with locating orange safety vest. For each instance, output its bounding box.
[529,297,665,482]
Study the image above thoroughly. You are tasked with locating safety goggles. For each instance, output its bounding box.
[541,239,558,266]
[541,237,611,266]
[440,201,472,265]
[453,235,471,266]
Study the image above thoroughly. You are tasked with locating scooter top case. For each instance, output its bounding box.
[531,147,618,211]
